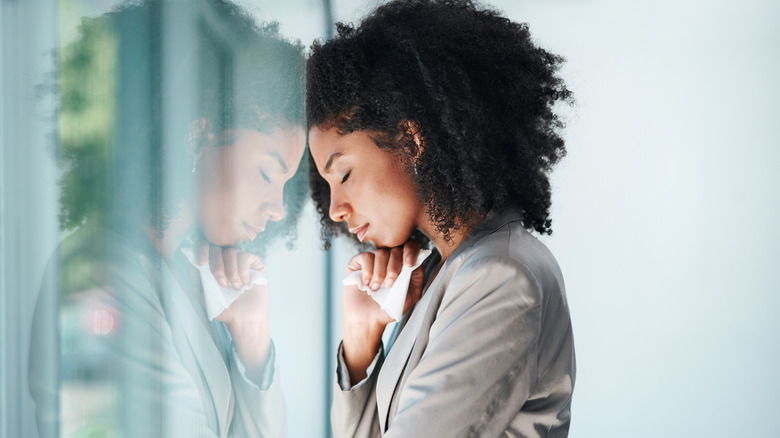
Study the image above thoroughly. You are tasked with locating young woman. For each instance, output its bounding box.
[28,1,305,437]
[307,0,576,436]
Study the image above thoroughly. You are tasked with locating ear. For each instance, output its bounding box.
[400,119,425,160]
[187,117,215,153]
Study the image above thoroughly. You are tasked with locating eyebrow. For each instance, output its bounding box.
[269,152,289,174]
[323,152,343,174]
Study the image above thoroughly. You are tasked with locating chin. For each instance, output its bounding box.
[203,232,237,248]
[372,235,410,249]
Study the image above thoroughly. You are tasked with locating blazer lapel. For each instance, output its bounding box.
[374,209,523,431]
[375,261,452,432]
[158,262,233,437]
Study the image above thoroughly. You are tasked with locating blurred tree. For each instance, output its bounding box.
[57,16,117,232]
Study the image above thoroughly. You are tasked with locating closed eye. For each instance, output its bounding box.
[260,170,271,183]
[341,170,351,184]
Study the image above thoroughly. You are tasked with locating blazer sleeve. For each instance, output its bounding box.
[331,342,384,438]
[228,342,286,438]
[385,255,551,437]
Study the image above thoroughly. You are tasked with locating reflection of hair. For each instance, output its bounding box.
[307,0,571,246]
[57,0,306,248]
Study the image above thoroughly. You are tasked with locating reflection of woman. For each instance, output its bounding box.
[307,0,575,436]
[28,1,305,437]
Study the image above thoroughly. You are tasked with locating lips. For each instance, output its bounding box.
[243,222,264,241]
[348,224,369,242]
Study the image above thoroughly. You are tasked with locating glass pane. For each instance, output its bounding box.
[4,1,334,437]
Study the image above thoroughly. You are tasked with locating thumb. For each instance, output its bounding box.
[195,238,210,266]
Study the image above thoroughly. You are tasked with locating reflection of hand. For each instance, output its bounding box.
[342,239,425,383]
[196,240,271,380]
[195,240,261,290]
[219,282,271,382]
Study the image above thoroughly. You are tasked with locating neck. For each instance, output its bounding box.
[147,203,195,259]
[418,219,472,263]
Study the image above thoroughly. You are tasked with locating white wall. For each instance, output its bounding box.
[512,1,780,436]
[332,0,780,436]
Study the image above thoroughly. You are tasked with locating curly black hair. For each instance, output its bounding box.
[307,0,571,247]
[56,0,307,251]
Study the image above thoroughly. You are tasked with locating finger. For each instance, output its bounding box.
[404,265,426,314]
[196,239,210,266]
[222,247,243,289]
[236,253,252,285]
[346,252,374,286]
[209,245,229,287]
[384,246,404,288]
[403,239,421,267]
[370,249,389,291]
[238,252,266,285]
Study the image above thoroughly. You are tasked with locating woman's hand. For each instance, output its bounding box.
[196,242,260,290]
[341,239,425,383]
[198,242,271,379]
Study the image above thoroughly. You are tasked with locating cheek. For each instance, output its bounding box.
[381,172,418,212]
[197,189,240,246]
[197,188,223,232]
[364,180,416,230]
[198,172,242,227]
[214,166,251,204]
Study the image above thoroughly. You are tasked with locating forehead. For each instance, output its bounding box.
[234,127,306,167]
[308,126,341,160]
[308,126,374,171]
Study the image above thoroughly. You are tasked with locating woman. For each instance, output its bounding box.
[28,1,305,437]
[307,0,575,436]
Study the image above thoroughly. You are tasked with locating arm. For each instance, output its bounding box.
[117,256,286,438]
[339,242,424,383]
[204,246,285,437]
[332,242,425,438]
[331,342,384,438]
[228,340,286,438]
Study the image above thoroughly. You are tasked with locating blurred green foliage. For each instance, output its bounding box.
[57,16,117,231]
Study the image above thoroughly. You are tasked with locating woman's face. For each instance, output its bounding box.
[197,127,306,247]
[309,126,425,248]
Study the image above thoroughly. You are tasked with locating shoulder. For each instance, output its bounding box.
[440,212,565,309]
[54,225,162,303]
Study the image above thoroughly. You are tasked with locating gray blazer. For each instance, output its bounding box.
[29,226,285,438]
[332,208,575,437]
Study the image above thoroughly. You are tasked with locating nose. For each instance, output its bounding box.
[262,201,284,222]
[329,189,351,223]
[261,186,285,222]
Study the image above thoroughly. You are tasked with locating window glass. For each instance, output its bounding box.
[3,1,333,437]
